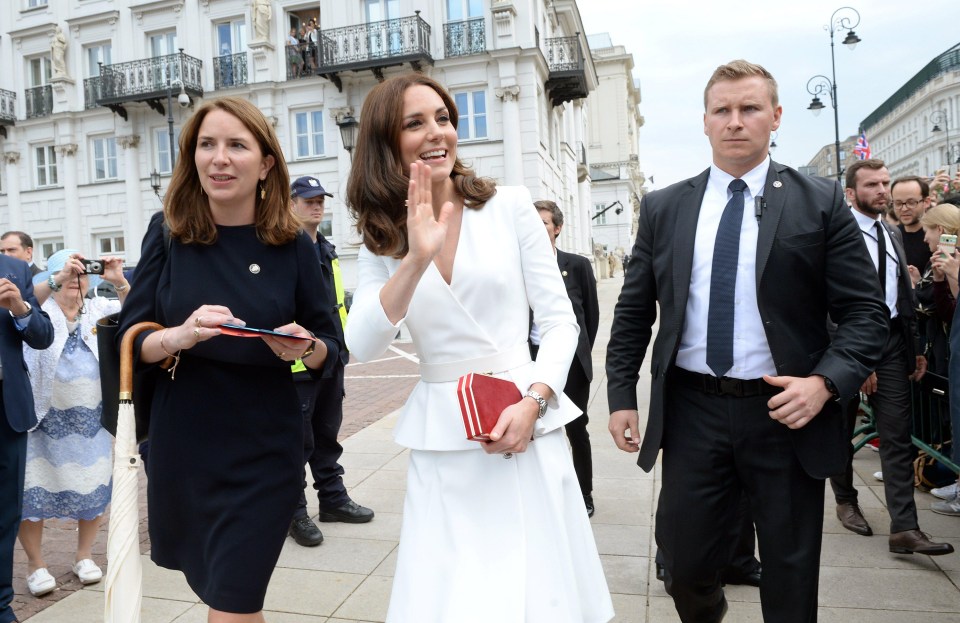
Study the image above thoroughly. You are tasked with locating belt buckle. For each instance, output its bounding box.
[718,377,742,396]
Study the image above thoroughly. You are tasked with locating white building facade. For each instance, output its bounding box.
[862,43,960,180]
[584,33,643,258]
[0,0,599,289]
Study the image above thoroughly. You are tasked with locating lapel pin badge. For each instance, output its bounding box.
[773,181,783,188]
[562,270,569,277]
[249,264,261,274]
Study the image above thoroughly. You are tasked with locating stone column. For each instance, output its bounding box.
[118,134,144,260]
[3,152,22,230]
[55,143,81,248]
[573,101,592,256]
[495,84,522,186]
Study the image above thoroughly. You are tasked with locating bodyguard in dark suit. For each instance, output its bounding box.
[532,200,599,515]
[829,159,952,555]
[287,176,373,548]
[0,255,54,623]
[606,60,888,622]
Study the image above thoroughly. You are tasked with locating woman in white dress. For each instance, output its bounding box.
[345,73,613,623]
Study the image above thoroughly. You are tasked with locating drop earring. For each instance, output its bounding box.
[260,183,266,200]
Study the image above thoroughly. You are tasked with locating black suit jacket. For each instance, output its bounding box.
[606,161,889,479]
[557,249,599,382]
[880,221,919,369]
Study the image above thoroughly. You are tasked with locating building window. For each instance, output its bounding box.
[85,43,112,77]
[216,19,247,57]
[156,129,181,174]
[294,110,324,159]
[92,137,118,181]
[594,202,607,225]
[26,0,48,7]
[447,0,483,19]
[37,239,64,265]
[320,214,333,238]
[150,31,177,57]
[96,233,126,258]
[453,90,487,141]
[29,57,52,87]
[35,145,57,187]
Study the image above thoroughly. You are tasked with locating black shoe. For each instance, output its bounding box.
[288,516,324,547]
[721,565,761,587]
[584,494,595,518]
[318,499,375,523]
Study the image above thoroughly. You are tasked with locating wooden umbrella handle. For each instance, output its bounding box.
[119,322,167,397]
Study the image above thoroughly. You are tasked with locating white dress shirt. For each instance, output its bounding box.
[675,157,777,379]
[850,208,899,318]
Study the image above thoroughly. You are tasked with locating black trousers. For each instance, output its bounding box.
[564,363,593,497]
[294,368,349,518]
[658,378,823,623]
[0,385,26,623]
[830,328,917,533]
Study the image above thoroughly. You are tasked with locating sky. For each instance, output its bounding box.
[578,0,958,189]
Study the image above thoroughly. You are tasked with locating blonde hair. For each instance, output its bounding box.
[920,203,960,235]
[704,60,778,109]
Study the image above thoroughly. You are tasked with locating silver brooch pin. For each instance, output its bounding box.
[249,264,261,274]
[562,270,569,277]
[773,181,783,188]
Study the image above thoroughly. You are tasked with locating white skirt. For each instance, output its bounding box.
[386,429,614,623]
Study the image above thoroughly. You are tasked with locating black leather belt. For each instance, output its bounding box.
[671,367,779,398]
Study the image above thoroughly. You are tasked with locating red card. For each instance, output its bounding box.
[457,373,522,441]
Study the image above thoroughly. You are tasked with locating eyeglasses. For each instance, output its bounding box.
[893,199,922,210]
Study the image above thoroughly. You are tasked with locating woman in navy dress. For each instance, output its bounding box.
[118,97,340,622]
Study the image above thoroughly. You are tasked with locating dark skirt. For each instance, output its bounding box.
[146,355,301,613]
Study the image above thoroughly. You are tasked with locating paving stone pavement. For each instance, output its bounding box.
[15,275,960,622]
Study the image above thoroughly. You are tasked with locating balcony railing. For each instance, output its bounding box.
[96,51,203,119]
[444,18,485,58]
[25,85,53,119]
[213,52,247,90]
[304,13,432,89]
[286,43,319,80]
[83,76,102,109]
[544,35,588,106]
[0,89,15,138]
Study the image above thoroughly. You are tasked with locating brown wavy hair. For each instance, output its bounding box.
[346,73,496,258]
[164,97,296,246]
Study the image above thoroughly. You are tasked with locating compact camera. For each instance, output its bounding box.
[81,259,105,275]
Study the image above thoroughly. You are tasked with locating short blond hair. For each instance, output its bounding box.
[704,60,779,109]
[920,203,960,235]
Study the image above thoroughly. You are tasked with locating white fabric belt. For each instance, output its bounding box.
[419,342,532,383]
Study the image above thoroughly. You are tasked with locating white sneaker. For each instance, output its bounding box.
[72,559,102,585]
[27,567,56,596]
[873,471,883,481]
[931,482,959,500]
[932,494,960,516]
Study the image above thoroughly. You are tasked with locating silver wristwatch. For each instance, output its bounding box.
[524,389,548,418]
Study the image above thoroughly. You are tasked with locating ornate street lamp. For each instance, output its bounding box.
[769,131,779,153]
[807,6,861,182]
[931,109,951,166]
[150,169,162,197]
[337,114,359,161]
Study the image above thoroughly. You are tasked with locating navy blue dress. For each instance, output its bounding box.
[119,213,340,613]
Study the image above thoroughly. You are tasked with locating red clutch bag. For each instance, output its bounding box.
[457,373,522,441]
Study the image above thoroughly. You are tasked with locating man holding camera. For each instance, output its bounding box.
[830,158,952,556]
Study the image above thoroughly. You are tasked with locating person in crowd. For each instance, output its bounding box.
[606,60,888,622]
[531,200,599,516]
[287,28,303,78]
[828,159,952,557]
[17,250,129,596]
[0,254,54,623]
[893,176,933,275]
[287,176,373,548]
[344,73,613,622]
[117,96,341,623]
[914,203,960,376]
[0,232,42,276]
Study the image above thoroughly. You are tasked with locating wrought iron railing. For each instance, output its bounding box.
[0,89,16,123]
[285,43,318,80]
[443,18,485,58]
[83,76,102,109]
[318,13,431,69]
[213,52,247,90]
[97,51,203,103]
[25,85,53,119]
[862,43,960,131]
[544,35,584,73]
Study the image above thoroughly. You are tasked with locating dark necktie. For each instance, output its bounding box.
[875,221,886,298]
[707,179,748,378]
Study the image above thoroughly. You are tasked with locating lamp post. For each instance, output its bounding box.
[150,169,162,197]
[931,109,951,166]
[769,131,779,153]
[807,6,861,182]
[165,48,191,172]
[337,114,359,162]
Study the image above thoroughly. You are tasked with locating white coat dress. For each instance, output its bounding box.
[346,186,614,623]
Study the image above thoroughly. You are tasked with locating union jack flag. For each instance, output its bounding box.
[853,131,871,160]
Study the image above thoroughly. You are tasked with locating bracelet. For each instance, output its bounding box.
[114,281,130,293]
[159,329,182,380]
[47,275,62,292]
